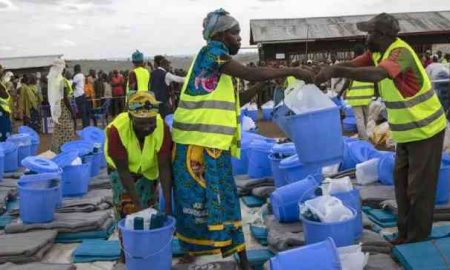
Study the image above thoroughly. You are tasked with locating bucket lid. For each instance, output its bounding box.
[271,143,296,156]
[279,154,301,168]
[250,139,274,152]
[0,141,18,154]
[7,133,32,146]
[78,127,105,144]
[18,126,40,144]
[61,140,94,156]
[342,117,356,124]
[21,156,60,173]
[52,150,80,168]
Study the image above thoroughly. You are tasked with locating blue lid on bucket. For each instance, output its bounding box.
[61,140,94,156]
[250,139,274,153]
[279,154,302,169]
[271,143,296,156]
[52,150,80,168]
[0,141,18,154]
[78,127,105,145]
[21,156,60,173]
[18,126,40,144]
[7,133,32,146]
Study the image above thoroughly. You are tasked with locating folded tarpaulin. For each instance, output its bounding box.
[251,186,276,199]
[88,170,111,190]
[72,239,121,263]
[173,261,240,270]
[0,230,57,264]
[392,237,450,270]
[385,225,450,242]
[382,199,450,221]
[264,215,304,252]
[236,177,274,196]
[360,229,392,254]
[365,254,402,270]
[358,184,395,209]
[0,263,76,270]
[55,217,115,243]
[242,196,265,208]
[362,207,397,228]
[0,213,13,229]
[57,189,112,213]
[5,210,112,234]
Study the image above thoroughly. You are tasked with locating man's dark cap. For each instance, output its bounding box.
[357,13,400,36]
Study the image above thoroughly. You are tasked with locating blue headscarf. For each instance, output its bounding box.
[202,8,239,41]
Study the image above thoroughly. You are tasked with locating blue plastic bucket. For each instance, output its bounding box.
[301,207,357,247]
[21,156,60,174]
[231,147,250,176]
[272,104,293,138]
[0,142,18,172]
[90,151,102,177]
[61,140,94,156]
[270,238,341,270]
[331,97,343,108]
[7,134,32,167]
[17,173,60,223]
[82,154,95,178]
[19,126,40,155]
[270,175,320,223]
[342,117,357,132]
[348,140,377,164]
[0,149,4,181]
[286,107,343,167]
[247,140,274,178]
[279,155,321,185]
[344,106,354,118]
[377,153,395,185]
[61,162,91,197]
[262,108,272,121]
[332,189,363,239]
[78,126,105,145]
[247,110,258,122]
[118,216,176,270]
[436,154,450,204]
[270,143,297,188]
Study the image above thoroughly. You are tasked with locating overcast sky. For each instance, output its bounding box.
[0,0,448,59]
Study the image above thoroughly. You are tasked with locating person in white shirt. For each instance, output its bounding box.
[72,64,90,128]
[150,56,185,117]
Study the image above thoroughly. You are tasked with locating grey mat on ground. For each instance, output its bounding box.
[0,178,19,188]
[0,263,76,270]
[360,230,392,254]
[251,186,276,199]
[172,261,239,270]
[382,199,450,221]
[0,230,57,263]
[5,210,112,234]
[364,254,402,270]
[236,178,274,196]
[358,185,395,208]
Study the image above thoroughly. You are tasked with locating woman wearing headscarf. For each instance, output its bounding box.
[171,9,314,269]
[0,66,12,141]
[20,74,42,133]
[48,59,76,153]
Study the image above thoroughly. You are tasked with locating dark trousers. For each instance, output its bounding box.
[394,129,445,242]
[75,94,90,128]
[158,102,172,118]
[112,96,125,116]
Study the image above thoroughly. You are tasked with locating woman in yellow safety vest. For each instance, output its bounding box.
[0,65,12,142]
[172,9,314,269]
[105,92,173,220]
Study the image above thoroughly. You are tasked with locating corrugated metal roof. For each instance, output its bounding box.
[0,55,63,70]
[250,11,450,44]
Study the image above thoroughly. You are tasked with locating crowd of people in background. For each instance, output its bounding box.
[1,48,449,140]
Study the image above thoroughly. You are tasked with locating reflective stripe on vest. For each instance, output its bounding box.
[345,81,374,106]
[104,112,164,180]
[172,56,241,158]
[371,38,446,143]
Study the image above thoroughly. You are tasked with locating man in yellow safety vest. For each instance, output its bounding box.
[343,45,375,140]
[315,13,447,244]
[127,50,151,95]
